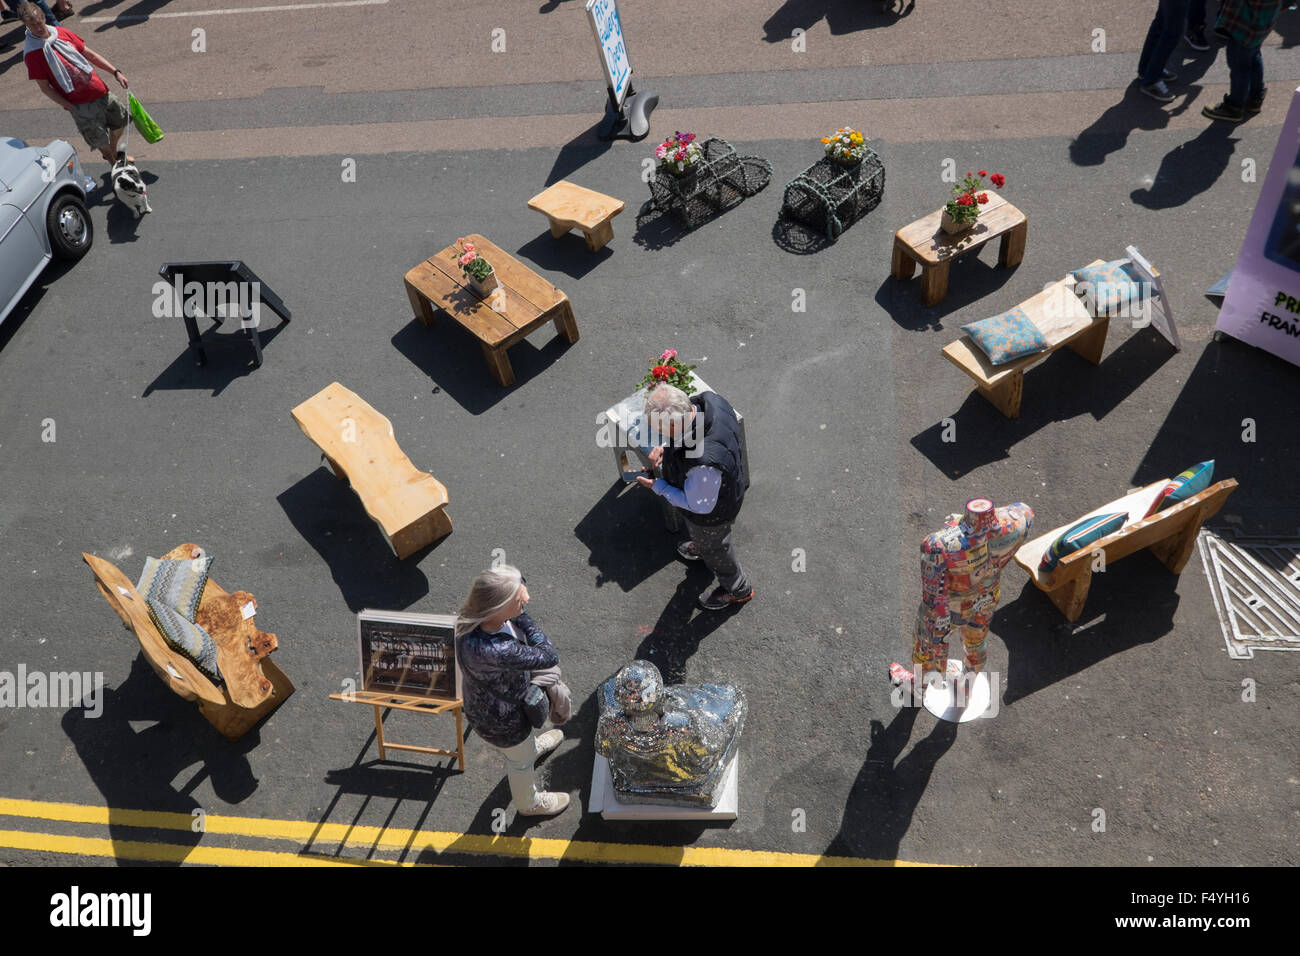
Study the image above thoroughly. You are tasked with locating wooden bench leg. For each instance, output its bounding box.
[1148,506,1205,574]
[1045,571,1091,623]
[405,279,437,327]
[977,369,1023,419]
[920,260,950,306]
[553,300,580,344]
[391,507,453,559]
[585,219,615,252]
[481,342,515,387]
[891,238,917,280]
[999,220,1027,268]
[1067,317,1110,365]
[548,218,570,239]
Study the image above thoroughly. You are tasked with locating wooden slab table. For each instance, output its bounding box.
[403,234,578,387]
[528,180,625,252]
[892,193,1028,306]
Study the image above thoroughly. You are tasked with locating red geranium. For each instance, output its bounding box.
[651,364,674,380]
[990,173,1005,188]
[957,193,974,206]
[978,169,987,177]
[977,193,989,204]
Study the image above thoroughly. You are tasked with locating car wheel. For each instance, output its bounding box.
[46,193,93,261]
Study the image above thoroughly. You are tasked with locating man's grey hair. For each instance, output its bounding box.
[644,383,691,423]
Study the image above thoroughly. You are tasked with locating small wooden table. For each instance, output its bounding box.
[404,234,579,387]
[892,193,1028,306]
[528,181,625,252]
[291,382,452,558]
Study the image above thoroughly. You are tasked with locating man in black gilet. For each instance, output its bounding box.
[636,383,752,611]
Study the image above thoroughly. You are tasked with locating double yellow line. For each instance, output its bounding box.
[0,797,932,867]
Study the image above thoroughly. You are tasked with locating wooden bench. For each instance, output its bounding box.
[404,234,579,387]
[1014,478,1238,622]
[82,543,294,741]
[528,180,625,252]
[941,263,1110,419]
[892,192,1028,306]
[291,382,452,559]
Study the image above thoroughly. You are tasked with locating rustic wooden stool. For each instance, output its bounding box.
[892,193,1028,306]
[528,181,626,252]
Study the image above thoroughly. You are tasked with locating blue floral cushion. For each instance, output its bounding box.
[146,598,223,683]
[961,306,1048,365]
[1151,460,1215,514]
[1040,512,1127,572]
[1071,259,1144,317]
[137,555,212,621]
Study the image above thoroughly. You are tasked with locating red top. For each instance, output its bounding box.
[25,28,108,105]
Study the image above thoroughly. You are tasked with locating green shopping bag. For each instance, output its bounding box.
[127,93,164,144]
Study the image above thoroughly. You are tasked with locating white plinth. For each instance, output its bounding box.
[588,753,739,820]
[922,659,993,722]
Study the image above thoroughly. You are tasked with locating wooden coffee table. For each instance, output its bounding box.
[891,193,1028,306]
[403,234,578,387]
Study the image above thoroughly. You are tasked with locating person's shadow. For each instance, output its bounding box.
[762,0,913,42]
[1130,123,1239,210]
[632,569,741,684]
[1070,85,1199,167]
[821,707,957,863]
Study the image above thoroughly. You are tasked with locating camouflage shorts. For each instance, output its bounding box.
[70,92,129,151]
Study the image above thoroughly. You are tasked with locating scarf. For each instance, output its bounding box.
[25,27,95,95]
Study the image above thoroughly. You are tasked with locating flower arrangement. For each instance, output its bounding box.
[637,348,698,394]
[943,169,1005,231]
[456,237,493,283]
[655,132,702,176]
[822,127,868,165]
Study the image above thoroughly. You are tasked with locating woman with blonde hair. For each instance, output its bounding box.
[455,565,569,816]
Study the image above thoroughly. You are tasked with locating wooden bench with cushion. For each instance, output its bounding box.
[528,180,625,252]
[1013,478,1238,622]
[291,382,452,559]
[83,543,294,741]
[942,261,1110,419]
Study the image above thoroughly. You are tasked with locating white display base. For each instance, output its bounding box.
[588,753,739,820]
[922,659,993,722]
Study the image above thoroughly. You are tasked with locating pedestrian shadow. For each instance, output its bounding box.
[821,707,956,863]
[1130,123,1239,210]
[1069,84,1201,168]
[573,481,681,592]
[995,564,1180,706]
[762,0,914,42]
[90,0,175,30]
[61,654,261,866]
[633,569,740,684]
[909,327,1176,478]
[276,467,434,612]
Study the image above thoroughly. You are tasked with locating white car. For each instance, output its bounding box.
[1,136,93,326]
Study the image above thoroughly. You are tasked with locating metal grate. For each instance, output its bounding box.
[1197,529,1300,659]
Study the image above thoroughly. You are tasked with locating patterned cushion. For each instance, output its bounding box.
[146,598,222,683]
[962,306,1048,365]
[137,555,212,621]
[1149,460,1215,515]
[1071,260,1144,317]
[1040,512,1127,571]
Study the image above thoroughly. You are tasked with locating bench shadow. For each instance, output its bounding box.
[276,467,433,612]
[876,253,1019,330]
[389,315,572,415]
[1132,337,1300,533]
[61,654,261,865]
[996,559,1180,707]
[141,319,289,397]
[909,328,1176,478]
[515,232,614,280]
[573,481,681,592]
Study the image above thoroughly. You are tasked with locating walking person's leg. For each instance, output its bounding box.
[684,518,752,609]
[1141,0,1192,86]
[499,736,540,808]
[1204,39,1251,120]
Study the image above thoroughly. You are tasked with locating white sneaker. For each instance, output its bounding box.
[517,791,570,816]
[534,729,563,759]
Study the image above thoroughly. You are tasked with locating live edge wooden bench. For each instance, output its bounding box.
[942,262,1110,419]
[403,233,579,387]
[528,180,625,252]
[291,382,452,559]
[83,544,294,741]
[1013,478,1238,622]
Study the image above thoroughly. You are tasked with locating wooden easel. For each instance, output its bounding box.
[330,689,465,770]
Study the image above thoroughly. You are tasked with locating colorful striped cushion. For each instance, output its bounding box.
[146,598,223,683]
[962,306,1048,365]
[137,555,212,621]
[1149,460,1215,515]
[1040,512,1127,571]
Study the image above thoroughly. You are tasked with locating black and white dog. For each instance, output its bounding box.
[111,149,152,217]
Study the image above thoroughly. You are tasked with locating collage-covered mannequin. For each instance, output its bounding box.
[911,498,1033,679]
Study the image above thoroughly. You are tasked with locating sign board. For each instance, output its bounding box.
[586,0,632,108]
[1216,87,1300,368]
[357,609,459,701]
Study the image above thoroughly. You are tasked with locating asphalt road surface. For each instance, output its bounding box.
[0,0,1297,868]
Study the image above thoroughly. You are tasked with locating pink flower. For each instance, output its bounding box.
[458,252,475,266]
[660,348,677,361]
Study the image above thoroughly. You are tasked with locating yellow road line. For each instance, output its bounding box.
[0,797,934,866]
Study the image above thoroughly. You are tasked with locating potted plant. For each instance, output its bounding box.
[655,131,703,178]
[636,348,698,395]
[941,169,1005,235]
[821,127,868,166]
[457,237,497,295]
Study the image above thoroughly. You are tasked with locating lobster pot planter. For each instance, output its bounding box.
[645,137,772,230]
[780,148,886,241]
